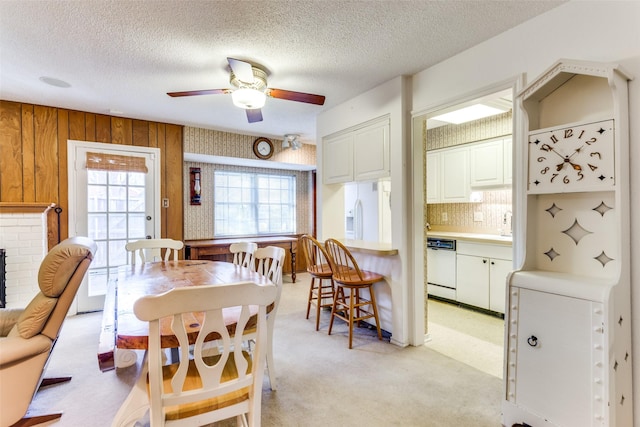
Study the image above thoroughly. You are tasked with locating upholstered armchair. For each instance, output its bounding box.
[0,236,97,427]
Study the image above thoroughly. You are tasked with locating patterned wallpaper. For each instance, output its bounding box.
[424,111,513,234]
[184,127,315,240]
[426,111,512,150]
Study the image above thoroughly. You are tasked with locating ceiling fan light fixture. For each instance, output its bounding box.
[231,88,266,109]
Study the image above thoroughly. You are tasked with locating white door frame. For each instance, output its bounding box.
[67,140,161,314]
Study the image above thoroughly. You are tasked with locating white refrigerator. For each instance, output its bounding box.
[344,178,391,243]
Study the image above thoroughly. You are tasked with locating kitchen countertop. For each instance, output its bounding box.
[338,239,399,256]
[427,231,512,246]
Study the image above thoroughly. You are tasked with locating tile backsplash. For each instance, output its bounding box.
[426,189,512,235]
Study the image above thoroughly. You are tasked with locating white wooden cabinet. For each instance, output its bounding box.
[504,60,632,427]
[322,118,389,184]
[469,138,503,187]
[455,241,512,314]
[508,287,597,427]
[440,146,469,202]
[469,137,512,188]
[353,120,389,181]
[427,137,511,203]
[426,151,440,204]
[322,133,353,184]
[503,137,512,185]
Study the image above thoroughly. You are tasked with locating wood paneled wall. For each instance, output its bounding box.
[0,101,184,243]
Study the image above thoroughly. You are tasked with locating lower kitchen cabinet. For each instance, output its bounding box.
[455,241,512,314]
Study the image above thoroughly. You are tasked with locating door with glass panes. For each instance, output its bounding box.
[68,141,160,312]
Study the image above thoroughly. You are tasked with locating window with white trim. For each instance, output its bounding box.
[214,170,296,236]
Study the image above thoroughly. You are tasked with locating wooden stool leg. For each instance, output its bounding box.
[315,278,323,331]
[327,286,342,336]
[367,284,382,340]
[306,277,316,319]
[348,287,356,349]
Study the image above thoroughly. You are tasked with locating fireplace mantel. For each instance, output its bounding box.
[0,202,59,250]
[0,202,55,213]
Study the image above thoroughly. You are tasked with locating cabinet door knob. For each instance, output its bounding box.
[483,259,488,263]
[527,335,538,347]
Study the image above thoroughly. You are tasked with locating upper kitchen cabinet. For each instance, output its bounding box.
[323,117,390,184]
[469,137,512,188]
[427,145,470,203]
[323,132,353,184]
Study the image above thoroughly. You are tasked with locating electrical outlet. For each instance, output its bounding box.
[162,198,169,208]
[442,212,448,222]
[474,211,484,222]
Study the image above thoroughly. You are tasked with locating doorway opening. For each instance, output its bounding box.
[421,86,515,377]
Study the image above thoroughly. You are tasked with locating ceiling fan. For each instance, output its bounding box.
[167,57,326,123]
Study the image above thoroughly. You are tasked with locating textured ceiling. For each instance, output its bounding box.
[0,1,564,144]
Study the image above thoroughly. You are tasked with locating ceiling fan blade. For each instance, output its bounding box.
[227,58,255,84]
[268,88,325,105]
[167,89,229,97]
[246,109,263,123]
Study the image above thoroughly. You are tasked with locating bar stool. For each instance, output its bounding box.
[324,238,382,349]
[300,235,335,331]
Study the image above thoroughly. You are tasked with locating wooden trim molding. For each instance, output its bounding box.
[0,202,55,213]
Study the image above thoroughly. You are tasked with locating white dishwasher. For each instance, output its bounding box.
[426,238,456,300]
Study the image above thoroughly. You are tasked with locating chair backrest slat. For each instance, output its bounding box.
[134,281,276,426]
[125,238,184,264]
[301,235,327,268]
[229,242,258,270]
[324,238,364,282]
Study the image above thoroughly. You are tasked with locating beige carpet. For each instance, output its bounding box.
[29,273,503,426]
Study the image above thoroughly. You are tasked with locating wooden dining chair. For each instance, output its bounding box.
[125,238,184,264]
[246,245,285,390]
[229,242,258,269]
[300,234,335,331]
[324,238,383,349]
[133,281,277,427]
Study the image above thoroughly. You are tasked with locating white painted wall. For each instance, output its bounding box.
[317,76,414,346]
[411,0,640,421]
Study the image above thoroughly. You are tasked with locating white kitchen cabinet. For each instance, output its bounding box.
[322,117,389,184]
[455,241,512,313]
[322,132,353,184]
[470,138,503,187]
[456,254,490,309]
[426,151,440,203]
[354,120,390,181]
[489,258,511,313]
[503,137,512,185]
[469,137,512,188]
[441,146,469,202]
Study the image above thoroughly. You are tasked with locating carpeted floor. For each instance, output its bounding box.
[30,273,503,426]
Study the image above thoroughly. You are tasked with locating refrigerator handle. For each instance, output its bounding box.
[355,199,363,240]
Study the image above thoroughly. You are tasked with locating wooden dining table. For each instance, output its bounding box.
[98,259,272,372]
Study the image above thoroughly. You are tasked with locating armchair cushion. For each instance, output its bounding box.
[0,308,23,337]
[0,335,51,367]
[13,293,57,339]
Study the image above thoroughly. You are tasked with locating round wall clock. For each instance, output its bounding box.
[253,137,274,160]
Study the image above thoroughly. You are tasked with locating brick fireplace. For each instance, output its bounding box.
[0,203,57,309]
